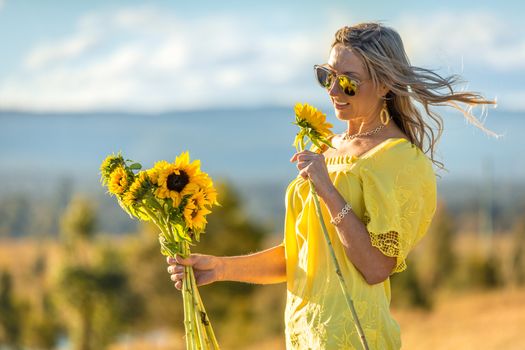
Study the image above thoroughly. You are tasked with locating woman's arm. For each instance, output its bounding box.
[167,244,286,289]
[320,186,396,285]
[291,150,395,285]
[220,244,287,284]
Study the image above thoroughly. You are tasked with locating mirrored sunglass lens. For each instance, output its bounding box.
[338,76,357,96]
[316,68,332,88]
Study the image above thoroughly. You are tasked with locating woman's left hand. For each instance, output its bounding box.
[290,150,336,200]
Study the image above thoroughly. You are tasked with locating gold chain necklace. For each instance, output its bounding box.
[342,118,391,141]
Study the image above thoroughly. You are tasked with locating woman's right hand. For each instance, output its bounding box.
[167,254,223,290]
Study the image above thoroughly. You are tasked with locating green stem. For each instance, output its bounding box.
[166,218,177,243]
[182,242,196,350]
[298,141,369,350]
[142,201,219,349]
[183,277,194,350]
[309,182,369,350]
[185,256,207,349]
[159,210,177,243]
[189,268,220,349]
[189,269,209,349]
[197,291,220,349]
[142,206,171,239]
[192,315,202,350]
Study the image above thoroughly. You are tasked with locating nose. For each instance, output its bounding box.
[327,79,343,98]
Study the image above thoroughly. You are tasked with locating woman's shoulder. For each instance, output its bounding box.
[361,136,435,177]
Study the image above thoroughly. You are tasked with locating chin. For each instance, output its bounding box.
[333,107,353,121]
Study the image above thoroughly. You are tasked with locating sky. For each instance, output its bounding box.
[0,0,524,113]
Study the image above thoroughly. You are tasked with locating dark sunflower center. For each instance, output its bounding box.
[167,171,189,192]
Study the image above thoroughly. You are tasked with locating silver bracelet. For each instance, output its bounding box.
[330,203,352,225]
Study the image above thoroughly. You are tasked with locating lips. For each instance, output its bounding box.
[333,100,350,110]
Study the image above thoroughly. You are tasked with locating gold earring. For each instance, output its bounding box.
[380,99,390,125]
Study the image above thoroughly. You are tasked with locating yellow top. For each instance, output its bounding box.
[283,138,437,349]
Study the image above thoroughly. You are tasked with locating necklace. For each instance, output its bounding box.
[342,118,391,141]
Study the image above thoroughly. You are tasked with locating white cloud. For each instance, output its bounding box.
[0,7,522,112]
[0,5,329,112]
[24,33,100,70]
[395,12,525,71]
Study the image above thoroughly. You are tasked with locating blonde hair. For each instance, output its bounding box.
[332,22,498,171]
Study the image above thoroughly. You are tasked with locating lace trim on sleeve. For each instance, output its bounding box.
[364,215,407,274]
[368,230,407,274]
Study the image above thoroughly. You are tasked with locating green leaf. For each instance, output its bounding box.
[129,163,142,170]
[145,197,163,212]
[159,234,181,256]
[319,137,335,149]
[310,136,322,150]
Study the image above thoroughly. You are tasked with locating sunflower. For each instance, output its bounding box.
[189,188,208,208]
[293,103,334,151]
[123,171,151,207]
[146,160,167,185]
[294,103,333,137]
[194,187,218,207]
[190,172,219,205]
[100,153,126,185]
[150,152,203,207]
[191,171,213,188]
[183,197,212,231]
[175,151,201,178]
[108,166,131,195]
[203,185,219,206]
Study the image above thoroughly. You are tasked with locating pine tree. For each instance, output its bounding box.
[55,194,143,350]
[0,270,23,349]
[419,200,457,289]
[511,218,525,285]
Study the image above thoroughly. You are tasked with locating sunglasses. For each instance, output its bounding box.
[313,65,362,96]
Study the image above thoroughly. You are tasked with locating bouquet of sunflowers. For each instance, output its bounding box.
[100,151,220,350]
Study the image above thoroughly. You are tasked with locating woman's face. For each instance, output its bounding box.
[325,44,384,122]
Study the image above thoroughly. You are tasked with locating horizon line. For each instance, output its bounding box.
[0,104,514,117]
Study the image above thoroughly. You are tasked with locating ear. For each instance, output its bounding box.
[376,83,390,98]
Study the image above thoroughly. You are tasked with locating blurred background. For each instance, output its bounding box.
[1,0,524,349]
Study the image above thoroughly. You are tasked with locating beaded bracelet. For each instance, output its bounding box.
[330,203,352,225]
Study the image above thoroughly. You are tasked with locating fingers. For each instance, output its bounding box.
[292,151,325,179]
[170,272,184,282]
[167,263,183,290]
[167,256,186,290]
[172,272,211,290]
[168,266,214,290]
[296,161,310,171]
[176,254,196,266]
[290,150,320,162]
[167,264,183,274]
[293,155,314,173]
[175,280,182,290]
[166,254,196,266]
[296,161,310,179]
[167,254,213,290]
[290,151,324,164]
[299,169,309,179]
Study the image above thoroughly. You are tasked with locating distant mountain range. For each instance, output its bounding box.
[1,106,523,234]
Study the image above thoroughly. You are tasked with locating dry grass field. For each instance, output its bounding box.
[2,238,524,350]
[107,287,525,350]
[393,287,525,350]
[246,287,525,350]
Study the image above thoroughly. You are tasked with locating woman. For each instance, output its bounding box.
[167,22,495,349]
